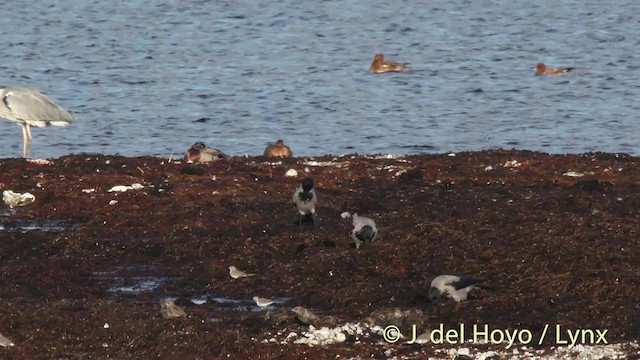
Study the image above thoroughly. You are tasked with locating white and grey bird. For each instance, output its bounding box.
[184,142,228,163]
[428,275,483,303]
[0,331,14,347]
[253,296,278,308]
[229,266,255,279]
[292,177,317,225]
[0,86,74,158]
[351,213,378,249]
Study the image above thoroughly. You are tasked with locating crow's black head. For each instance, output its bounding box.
[301,177,314,192]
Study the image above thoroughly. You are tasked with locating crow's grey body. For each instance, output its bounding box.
[428,275,483,303]
[351,213,378,248]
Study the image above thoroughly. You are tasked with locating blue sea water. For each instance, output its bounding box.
[0,0,638,158]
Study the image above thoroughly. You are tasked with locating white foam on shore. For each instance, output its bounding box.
[261,322,639,359]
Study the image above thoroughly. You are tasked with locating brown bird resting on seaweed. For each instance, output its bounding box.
[0,149,638,358]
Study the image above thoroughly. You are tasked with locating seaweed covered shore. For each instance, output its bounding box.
[1,150,639,359]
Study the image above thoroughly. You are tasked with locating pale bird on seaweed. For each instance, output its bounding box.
[351,213,378,249]
[229,266,255,279]
[159,299,187,319]
[292,177,317,225]
[428,275,483,303]
[0,331,14,347]
[184,142,228,163]
[0,86,74,158]
[264,139,292,158]
[253,296,278,308]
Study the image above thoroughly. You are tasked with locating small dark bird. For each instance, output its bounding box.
[160,299,186,318]
[428,275,484,303]
[292,177,317,225]
[292,306,321,326]
[184,142,228,163]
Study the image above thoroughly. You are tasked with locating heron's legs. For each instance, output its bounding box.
[21,124,32,158]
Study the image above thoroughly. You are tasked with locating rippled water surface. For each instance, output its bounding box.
[0,0,638,158]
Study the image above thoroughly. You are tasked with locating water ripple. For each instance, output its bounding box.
[0,0,638,158]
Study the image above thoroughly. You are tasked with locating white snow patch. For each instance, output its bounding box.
[303,160,344,167]
[108,183,144,192]
[293,324,358,346]
[270,322,378,347]
[503,160,521,168]
[372,154,405,160]
[261,321,638,359]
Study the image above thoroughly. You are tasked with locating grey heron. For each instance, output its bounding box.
[0,86,74,158]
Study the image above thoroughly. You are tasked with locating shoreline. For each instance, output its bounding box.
[1,149,639,358]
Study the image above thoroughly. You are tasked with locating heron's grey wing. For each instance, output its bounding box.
[452,277,482,290]
[5,89,73,125]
